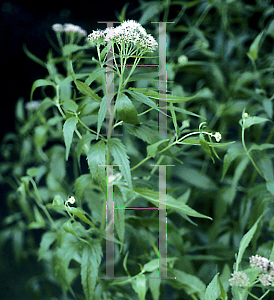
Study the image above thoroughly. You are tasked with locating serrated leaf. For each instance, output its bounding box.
[63,117,78,160]
[114,186,125,248]
[108,138,132,190]
[116,93,140,125]
[127,89,158,111]
[133,187,211,219]
[81,241,102,300]
[87,140,106,191]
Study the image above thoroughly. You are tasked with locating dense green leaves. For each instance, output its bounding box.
[81,241,102,300]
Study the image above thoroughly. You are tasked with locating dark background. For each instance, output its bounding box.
[0,0,140,143]
[0,1,140,298]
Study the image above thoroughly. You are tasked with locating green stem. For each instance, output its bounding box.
[241,124,266,180]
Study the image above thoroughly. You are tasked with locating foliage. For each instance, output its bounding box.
[1,0,274,299]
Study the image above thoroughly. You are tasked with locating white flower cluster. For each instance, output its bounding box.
[88,20,158,52]
[249,255,274,286]
[229,271,250,287]
[52,23,87,36]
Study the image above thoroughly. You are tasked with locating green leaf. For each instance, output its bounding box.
[169,103,180,137]
[23,44,46,67]
[169,269,206,297]
[85,67,106,86]
[228,157,249,204]
[30,79,56,101]
[133,187,212,219]
[147,139,169,158]
[249,143,274,152]
[127,89,158,111]
[62,99,78,113]
[116,93,140,125]
[205,273,221,300]
[75,80,102,102]
[69,207,93,226]
[199,133,214,163]
[266,180,274,195]
[241,115,269,129]
[34,125,48,148]
[149,269,161,300]
[235,214,263,272]
[177,165,218,191]
[87,140,106,191]
[132,274,146,300]
[38,231,57,260]
[247,31,264,61]
[222,147,244,181]
[97,95,107,138]
[108,138,132,190]
[127,71,159,82]
[63,117,78,160]
[81,241,102,300]
[114,186,125,247]
[62,44,89,56]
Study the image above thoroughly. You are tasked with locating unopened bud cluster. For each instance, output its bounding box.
[88,20,158,52]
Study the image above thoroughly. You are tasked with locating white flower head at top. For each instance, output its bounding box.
[88,20,158,52]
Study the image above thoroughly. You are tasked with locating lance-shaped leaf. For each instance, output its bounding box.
[108,138,132,190]
[116,93,140,125]
[63,116,78,160]
[87,140,106,191]
[133,187,211,219]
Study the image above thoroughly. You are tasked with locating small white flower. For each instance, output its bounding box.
[67,196,75,205]
[52,23,63,32]
[25,100,42,111]
[259,273,273,286]
[213,132,222,142]
[178,55,188,66]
